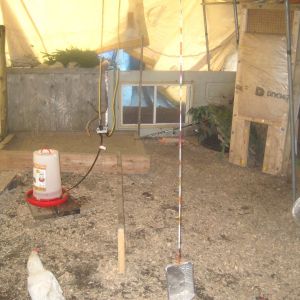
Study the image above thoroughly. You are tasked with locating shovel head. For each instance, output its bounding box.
[166,262,195,300]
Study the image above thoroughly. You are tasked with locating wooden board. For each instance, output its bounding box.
[27,204,56,220]
[229,117,250,167]
[27,196,80,220]
[121,154,150,174]
[118,227,125,274]
[118,158,126,274]
[0,170,17,193]
[229,8,300,175]
[0,151,150,174]
[0,133,14,149]
[0,151,118,173]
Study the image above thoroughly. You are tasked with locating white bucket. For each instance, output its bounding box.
[33,149,62,200]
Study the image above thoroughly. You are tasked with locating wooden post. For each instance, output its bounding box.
[118,154,126,274]
[0,25,7,141]
[137,35,144,137]
[233,0,239,45]
[202,0,210,71]
[118,226,125,274]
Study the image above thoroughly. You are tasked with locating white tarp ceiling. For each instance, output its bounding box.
[0,0,288,70]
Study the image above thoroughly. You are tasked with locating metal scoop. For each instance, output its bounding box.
[166,261,195,300]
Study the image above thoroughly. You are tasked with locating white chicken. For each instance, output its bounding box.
[27,249,65,300]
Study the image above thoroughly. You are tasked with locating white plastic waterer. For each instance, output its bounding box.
[33,149,62,200]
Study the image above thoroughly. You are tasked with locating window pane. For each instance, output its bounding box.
[122,85,154,124]
[156,85,187,123]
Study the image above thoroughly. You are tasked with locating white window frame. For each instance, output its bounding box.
[119,83,192,128]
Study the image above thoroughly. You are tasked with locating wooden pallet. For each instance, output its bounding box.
[27,196,80,220]
[229,8,300,175]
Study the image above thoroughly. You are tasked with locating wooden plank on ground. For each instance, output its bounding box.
[159,137,185,145]
[0,170,16,193]
[27,204,56,220]
[121,154,150,174]
[0,150,119,173]
[118,227,125,274]
[118,156,125,274]
[27,197,80,220]
[0,133,14,149]
[0,151,150,174]
[54,197,80,216]
[60,153,118,174]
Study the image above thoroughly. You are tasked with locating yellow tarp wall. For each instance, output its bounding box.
[0,0,239,70]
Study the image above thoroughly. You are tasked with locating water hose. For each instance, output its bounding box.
[66,133,104,192]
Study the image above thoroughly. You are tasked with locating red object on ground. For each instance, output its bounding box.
[25,189,69,207]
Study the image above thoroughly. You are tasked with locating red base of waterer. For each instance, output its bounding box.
[26,189,69,207]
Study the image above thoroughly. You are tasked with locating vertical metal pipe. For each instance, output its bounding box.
[177,0,184,263]
[233,0,239,45]
[137,35,144,137]
[285,0,297,203]
[98,58,102,122]
[0,26,6,140]
[202,0,211,71]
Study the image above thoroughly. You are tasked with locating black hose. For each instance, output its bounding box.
[140,122,200,139]
[65,134,104,192]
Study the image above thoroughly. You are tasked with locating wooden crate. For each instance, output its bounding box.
[229,8,300,175]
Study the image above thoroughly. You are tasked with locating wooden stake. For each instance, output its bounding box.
[0,26,7,141]
[202,0,210,71]
[117,226,125,274]
[118,154,126,274]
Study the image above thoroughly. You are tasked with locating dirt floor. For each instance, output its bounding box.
[0,139,300,300]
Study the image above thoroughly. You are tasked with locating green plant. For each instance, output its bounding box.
[43,47,99,68]
[188,104,233,153]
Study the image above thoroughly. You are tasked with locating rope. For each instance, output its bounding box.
[176,0,184,264]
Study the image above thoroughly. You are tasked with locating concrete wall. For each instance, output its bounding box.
[7,68,99,132]
[7,68,236,132]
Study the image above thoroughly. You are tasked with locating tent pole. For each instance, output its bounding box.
[285,0,297,203]
[202,0,211,71]
[201,1,238,5]
[233,0,239,45]
[137,35,144,137]
[0,26,7,141]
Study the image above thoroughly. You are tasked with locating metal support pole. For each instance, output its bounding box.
[285,0,297,203]
[233,0,239,45]
[137,35,144,137]
[201,1,237,5]
[0,26,7,141]
[202,0,211,71]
